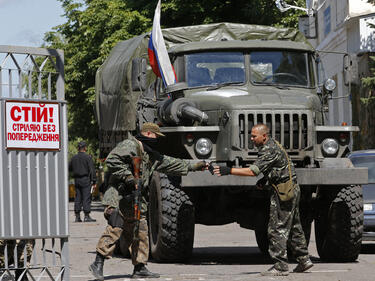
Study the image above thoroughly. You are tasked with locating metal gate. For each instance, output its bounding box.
[0,46,69,280]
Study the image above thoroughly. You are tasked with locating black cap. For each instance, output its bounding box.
[78,141,87,149]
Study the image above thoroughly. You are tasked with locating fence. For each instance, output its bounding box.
[0,45,69,280]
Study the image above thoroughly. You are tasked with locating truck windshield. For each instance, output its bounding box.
[250,51,311,87]
[185,52,245,87]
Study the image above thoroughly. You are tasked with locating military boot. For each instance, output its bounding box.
[74,212,82,222]
[88,253,104,281]
[293,258,314,273]
[261,266,289,276]
[132,264,160,278]
[84,213,96,222]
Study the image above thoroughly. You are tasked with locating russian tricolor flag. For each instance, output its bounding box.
[148,0,177,87]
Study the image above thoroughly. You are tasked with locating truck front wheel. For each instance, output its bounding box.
[148,172,195,262]
[315,185,363,262]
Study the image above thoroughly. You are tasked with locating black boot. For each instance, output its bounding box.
[75,212,82,222]
[89,253,104,281]
[132,264,160,278]
[15,269,29,281]
[84,213,96,222]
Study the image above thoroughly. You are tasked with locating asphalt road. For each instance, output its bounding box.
[68,202,375,281]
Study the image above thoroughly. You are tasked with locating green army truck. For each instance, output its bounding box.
[95,23,368,262]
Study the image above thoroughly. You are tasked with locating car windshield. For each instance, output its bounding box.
[250,51,312,87]
[185,52,245,87]
[350,155,375,183]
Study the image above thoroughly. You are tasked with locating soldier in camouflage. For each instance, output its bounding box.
[214,124,313,276]
[89,123,206,280]
[0,239,35,281]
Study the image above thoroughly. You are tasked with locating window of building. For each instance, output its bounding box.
[324,6,331,36]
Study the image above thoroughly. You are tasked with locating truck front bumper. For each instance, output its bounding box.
[181,167,368,187]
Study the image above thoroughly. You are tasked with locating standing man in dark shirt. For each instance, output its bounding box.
[69,141,97,222]
[213,124,313,276]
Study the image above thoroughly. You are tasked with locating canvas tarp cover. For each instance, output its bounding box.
[95,22,311,131]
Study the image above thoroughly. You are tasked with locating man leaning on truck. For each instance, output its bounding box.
[213,123,313,276]
[89,122,206,280]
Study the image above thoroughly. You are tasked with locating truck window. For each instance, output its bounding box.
[250,51,311,87]
[185,52,245,87]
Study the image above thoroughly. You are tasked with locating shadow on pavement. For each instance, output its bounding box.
[88,274,133,281]
[361,243,375,254]
[187,246,271,265]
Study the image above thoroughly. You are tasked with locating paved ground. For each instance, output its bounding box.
[67,201,375,281]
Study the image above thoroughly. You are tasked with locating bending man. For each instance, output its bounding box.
[89,122,206,280]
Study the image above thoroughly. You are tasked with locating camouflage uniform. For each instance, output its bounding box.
[0,239,35,268]
[249,138,309,271]
[96,136,194,265]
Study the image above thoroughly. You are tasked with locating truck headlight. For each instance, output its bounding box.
[321,138,339,155]
[195,138,212,156]
[324,78,336,91]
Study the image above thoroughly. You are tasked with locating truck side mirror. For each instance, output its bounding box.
[131,58,147,91]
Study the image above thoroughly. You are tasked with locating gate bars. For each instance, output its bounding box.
[0,45,69,281]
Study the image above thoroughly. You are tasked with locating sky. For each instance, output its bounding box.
[0,0,66,47]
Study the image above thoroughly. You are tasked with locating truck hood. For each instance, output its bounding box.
[187,87,321,111]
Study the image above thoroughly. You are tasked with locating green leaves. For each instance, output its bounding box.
[45,0,149,152]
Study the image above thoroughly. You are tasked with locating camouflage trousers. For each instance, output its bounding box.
[268,184,309,271]
[0,239,35,268]
[96,207,149,265]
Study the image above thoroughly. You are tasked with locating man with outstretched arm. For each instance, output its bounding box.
[213,123,313,276]
[89,122,206,280]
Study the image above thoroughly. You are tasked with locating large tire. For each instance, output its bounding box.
[148,172,195,262]
[315,185,363,262]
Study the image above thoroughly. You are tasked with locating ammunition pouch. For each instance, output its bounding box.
[272,140,295,202]
[272,180,295,201]
[104,207,124,228]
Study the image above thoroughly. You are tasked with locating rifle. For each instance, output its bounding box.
[132,156,142,241]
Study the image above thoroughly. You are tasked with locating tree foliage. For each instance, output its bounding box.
[128,0,305,28]
[44,0,306,155]
[361,1,375,101]
[44,0,150,152]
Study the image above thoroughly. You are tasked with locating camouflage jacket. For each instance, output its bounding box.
[249,138,296,185]
[102,136,193,210]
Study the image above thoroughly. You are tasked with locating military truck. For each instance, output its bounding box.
[95,23,368,262]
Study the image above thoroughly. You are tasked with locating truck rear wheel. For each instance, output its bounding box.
[148,172,195,262]
[315,185,363,262]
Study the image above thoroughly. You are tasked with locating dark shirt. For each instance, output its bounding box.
[69,152,97,184]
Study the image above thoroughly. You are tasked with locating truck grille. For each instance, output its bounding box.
[237,111,310,151]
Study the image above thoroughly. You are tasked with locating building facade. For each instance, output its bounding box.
[300,0,375,148]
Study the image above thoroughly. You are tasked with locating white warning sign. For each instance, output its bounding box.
[5,101,60,150]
